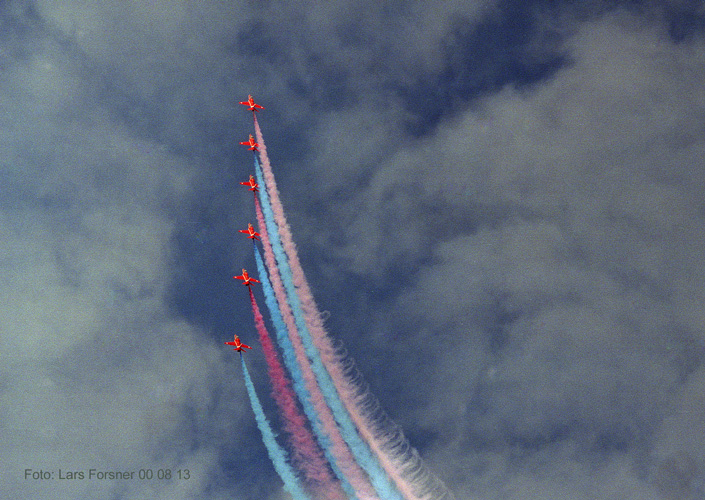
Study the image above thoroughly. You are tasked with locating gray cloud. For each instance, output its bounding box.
[3,1,705,499]
[298,12,705,500]
[0,5,254,499]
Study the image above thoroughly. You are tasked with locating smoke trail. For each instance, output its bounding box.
[253,184,378,500]
[239,354,310,500]
[254,118,454,500]
[251,128,403,500]
[247,283,348,500]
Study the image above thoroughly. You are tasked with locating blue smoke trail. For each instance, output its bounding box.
[239,354,310,500]
[253,155,403,500]
[253,243,358,500]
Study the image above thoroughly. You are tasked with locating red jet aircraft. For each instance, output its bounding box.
[240,134,259,151]
[239,95,264,113]
[225,334,252,352]
[239,223,260,241]
[240,174,259,192]
[234,268,260,287]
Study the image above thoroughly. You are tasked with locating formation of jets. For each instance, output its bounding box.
[229,95,265,355]
[225,334,252,352]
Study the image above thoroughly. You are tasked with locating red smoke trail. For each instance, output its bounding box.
[255,197,380,500]
[254,117,454,500]
[247,286,348,500]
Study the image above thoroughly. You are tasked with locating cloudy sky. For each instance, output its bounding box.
[2,1,705,499]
